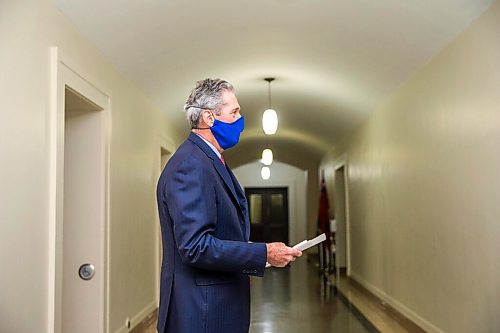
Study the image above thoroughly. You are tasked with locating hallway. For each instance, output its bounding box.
[3,1,500,332]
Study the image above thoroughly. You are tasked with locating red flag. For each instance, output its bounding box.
[317,176,331,250]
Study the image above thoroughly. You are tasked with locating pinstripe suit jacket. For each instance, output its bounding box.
[156,132,267,333]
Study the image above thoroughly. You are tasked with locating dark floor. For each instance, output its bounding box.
[137,257,420,333]
[249,257,377,333]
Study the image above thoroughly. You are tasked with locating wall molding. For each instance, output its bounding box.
[350,271,444,333]
[114,301,157,333]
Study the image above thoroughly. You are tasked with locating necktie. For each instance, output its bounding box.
[220,155,225,165]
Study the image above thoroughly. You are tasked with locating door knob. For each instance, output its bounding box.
[78,263,95,281]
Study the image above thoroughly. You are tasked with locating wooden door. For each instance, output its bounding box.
[245,187,288,244]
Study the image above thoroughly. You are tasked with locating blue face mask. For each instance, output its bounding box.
[210,116,244,150]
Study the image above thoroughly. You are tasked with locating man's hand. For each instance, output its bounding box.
[266,242,302,267]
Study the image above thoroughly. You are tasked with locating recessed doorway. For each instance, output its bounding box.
[49,49,110,333]
[62,86,107,333]
[334,164,350,277]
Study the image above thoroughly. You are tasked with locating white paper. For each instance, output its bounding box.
[265,233,327,268]
[292,233,327,251]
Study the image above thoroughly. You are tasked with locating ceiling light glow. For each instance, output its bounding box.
[261,166,271,180]
[261,148,273,166]
[262,109,278,135]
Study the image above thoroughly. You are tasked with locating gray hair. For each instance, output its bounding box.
[184,78,235,128]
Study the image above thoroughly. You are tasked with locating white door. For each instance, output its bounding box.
[62,86,106,333]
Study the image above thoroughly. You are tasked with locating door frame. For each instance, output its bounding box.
[48,47,111,333]
[332,154,351,277]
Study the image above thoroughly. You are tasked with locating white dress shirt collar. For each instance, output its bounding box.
[195,133,221,159]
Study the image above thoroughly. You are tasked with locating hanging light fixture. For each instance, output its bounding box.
[261,166,271,180]
[262,78,278,135]
[261,148,273,166]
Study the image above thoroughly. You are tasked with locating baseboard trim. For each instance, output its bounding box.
[114,300,157,333]
[349,271,443,333]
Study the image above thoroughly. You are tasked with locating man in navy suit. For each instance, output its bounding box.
[156,78,302,333]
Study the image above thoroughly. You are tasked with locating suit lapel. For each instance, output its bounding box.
[213,161,241,210]
[226,165,250,240]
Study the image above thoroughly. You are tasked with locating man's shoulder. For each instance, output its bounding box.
[167,138,211,170]
[178,136,210,158]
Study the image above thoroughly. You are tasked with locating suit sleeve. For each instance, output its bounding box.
[165,156,267,277]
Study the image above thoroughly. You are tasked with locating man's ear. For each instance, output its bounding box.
[202,110,214,126]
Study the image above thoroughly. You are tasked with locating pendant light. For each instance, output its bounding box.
[261,166,271,180]
[261,148,273,166]
[262,78,278,135]
[260,78,278,180]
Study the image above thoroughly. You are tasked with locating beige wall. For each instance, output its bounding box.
[320,2,500,332]
[0,1,181,332]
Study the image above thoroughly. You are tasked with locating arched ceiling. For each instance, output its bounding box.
[51,0,493,169]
